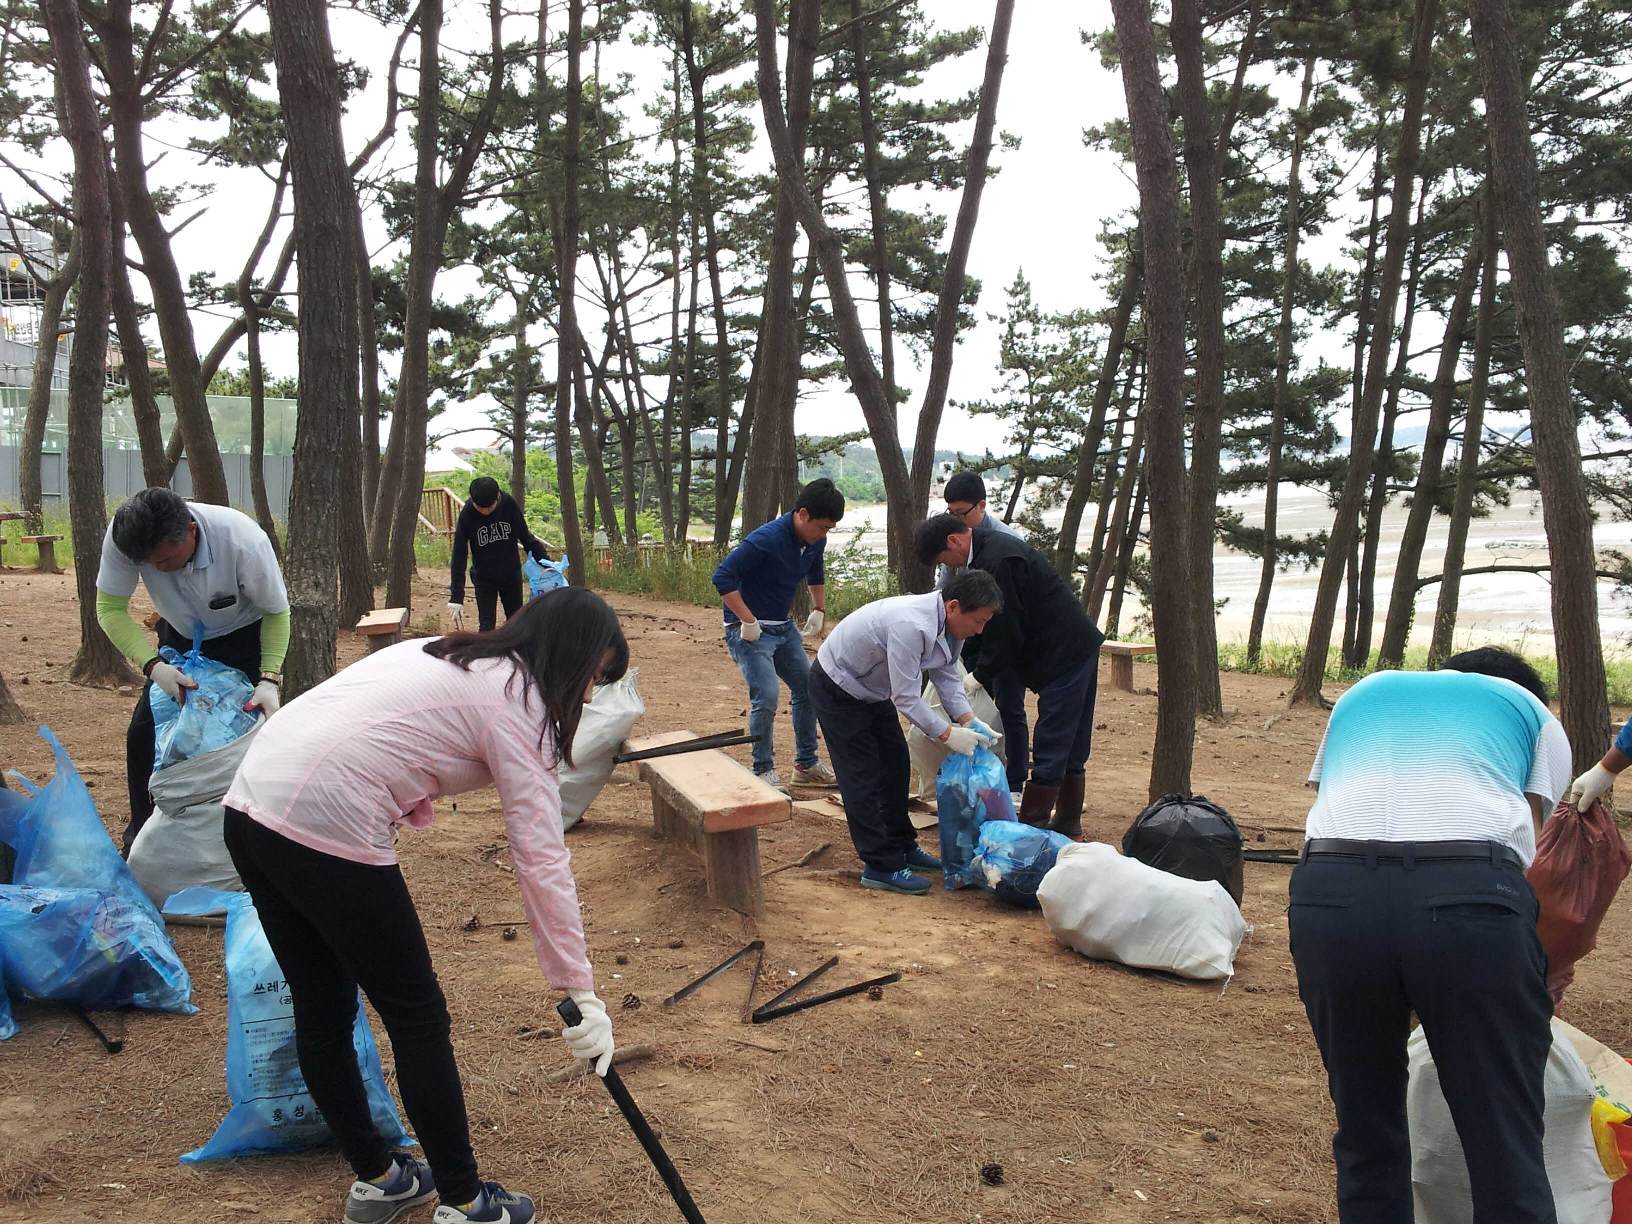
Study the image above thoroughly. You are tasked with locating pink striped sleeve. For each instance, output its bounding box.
[484,705,595,991]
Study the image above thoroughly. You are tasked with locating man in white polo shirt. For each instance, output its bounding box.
[95,487,290,854]
[1291,647,1572,1222]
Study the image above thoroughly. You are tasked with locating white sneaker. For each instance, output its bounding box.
[757,770,786,789]
[793,761,838,787]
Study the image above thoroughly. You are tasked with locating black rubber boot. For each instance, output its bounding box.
[1049,773,1085,840]
[1018,781,1059,829]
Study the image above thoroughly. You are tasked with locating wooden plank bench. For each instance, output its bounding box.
[626,729,791,917]
[20,534,62,574]
[1100,640,1157,693]
[355,606,408,652]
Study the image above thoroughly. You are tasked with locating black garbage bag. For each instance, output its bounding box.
[1122,793,1244,905]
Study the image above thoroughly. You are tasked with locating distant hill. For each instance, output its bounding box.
[800,440,987,504]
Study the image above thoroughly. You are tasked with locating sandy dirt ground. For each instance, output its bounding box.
[0,567,1628,1224]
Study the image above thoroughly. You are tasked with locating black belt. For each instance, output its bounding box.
[1302,838,1524,871]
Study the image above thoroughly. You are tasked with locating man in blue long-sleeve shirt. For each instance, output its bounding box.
[711,479,845,786]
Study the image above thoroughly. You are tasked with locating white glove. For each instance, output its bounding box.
[447,602,465,630]
[943,724,986,756]
[245,679,281,718]
[802,609,825,638]
[1567,762,1617,813]
[564,989,614,1076]
[739,619,762,643]
[149,660,197,703]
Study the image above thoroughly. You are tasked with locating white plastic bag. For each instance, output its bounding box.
[1037,841,1247,981]
[1407,1019,1613,1223]
[129,727,258,907]
[559,670,644,830]
[906,666,1004,800]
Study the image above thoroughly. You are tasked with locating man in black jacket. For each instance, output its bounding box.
[448,476,553,631]
[916,513,1104,837]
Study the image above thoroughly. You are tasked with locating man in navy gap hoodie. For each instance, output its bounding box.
[447,476,553,631]
[711,479,844,788]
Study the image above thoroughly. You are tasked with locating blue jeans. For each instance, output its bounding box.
[724,621,819,776]
[1029,656,1097,786]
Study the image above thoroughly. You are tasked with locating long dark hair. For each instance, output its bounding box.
[424,587,629,767]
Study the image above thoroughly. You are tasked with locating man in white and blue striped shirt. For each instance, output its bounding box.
[1292,647,1572,1222]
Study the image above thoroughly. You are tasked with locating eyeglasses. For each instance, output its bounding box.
[945,503,978,521]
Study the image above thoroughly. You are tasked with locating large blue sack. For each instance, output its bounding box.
[0,940,15,1040]
[523,554,570,598]
[936,733,1015,890]
[0,883,195,1012]
[166,888,413,1163]
[971,820,1074,908]
[149,625,259,773]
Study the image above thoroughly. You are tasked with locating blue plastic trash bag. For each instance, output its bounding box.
[149,625,259,773]
[972,820,1074,909]
[4,727,171,919]
[524,554,570,598]
[0,883,195,1012]
[167,889,413,1163]
[936,742,1016,890]
[0,941,15,1040]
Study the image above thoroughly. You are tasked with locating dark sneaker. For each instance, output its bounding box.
[433,1181,537,1224]
[344,1154,435,1224]
[860,867,931,895]
[904,846,943,873]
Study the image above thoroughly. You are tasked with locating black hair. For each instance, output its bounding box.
[793,477,845,523]
[943,471,987,506]
[914,512,971,565]
[943,568,1002,614]
[469,476,501,508]
[423,586,629,766]
[111,488,194,562]
[1439,646,1548,703]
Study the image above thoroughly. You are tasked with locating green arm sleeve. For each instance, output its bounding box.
[259,609,291,675]
[94,591,154,668]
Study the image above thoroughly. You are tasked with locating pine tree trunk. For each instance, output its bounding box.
[510,299,530,504]
[662,51,685,540]
[269,0,360,698]
[109,248,169,490]
[905,0,1016,586]
[751,0,918,578]
[1352,180,1430,667]
[551,6,588,577]
[1110,0,1197,797]
[1248,57,1315,667]
[1172,0,1224,717]
[0,668,25,725]
[1105,475,1148,644]
[1055,247,1141,576]
[1430,200,1498,667]
[741,0,819,535]
[100,0,229,506]
[851,0,896,409]
[244,310,283,560]
[675,214,701,544]
[18,234,77,533]
[1087,404,1146,624]
[356,204,383,538]
[1378,217,1482,667]
[1291,0,1439,707]
[45,0,138,688]
[1469,0,1608,766]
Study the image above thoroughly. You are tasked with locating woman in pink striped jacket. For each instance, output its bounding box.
[223,586,628,1224]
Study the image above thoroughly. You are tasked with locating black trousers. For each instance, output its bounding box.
[124,617,262,854]
[989,669,1029,792]
[472,574,524,632]
[1289,850,1556,1224]
[809,660,916,872]
[223,808,481,1204]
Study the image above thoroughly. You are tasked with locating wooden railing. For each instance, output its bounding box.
[418,486,461,536]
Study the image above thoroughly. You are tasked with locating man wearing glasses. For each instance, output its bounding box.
[941,471,1028,802]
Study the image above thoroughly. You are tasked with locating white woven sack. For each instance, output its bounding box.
[559,670,644,830]
[1036,841,1247,981]
[129,726,258,907]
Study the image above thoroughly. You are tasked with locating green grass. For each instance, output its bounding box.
[1217,636,1632,706]
[0,507,77,569]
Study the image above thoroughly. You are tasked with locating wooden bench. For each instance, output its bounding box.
[1100,640,1157,693]
[355,606,408,652]
[0,512,23,568]
[626,729,791,917]
[20,534,62,573]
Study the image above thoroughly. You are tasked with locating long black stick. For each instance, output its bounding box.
[556,998,706,1223]
[614,730,756,764]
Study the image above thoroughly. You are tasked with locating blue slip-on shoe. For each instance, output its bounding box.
[433,1181,536,1224]
[860,867,932,895]
[904,846,943,873]
[344,1153,436,1224]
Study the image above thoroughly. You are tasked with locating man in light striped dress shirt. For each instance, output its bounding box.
[1291,647,1572,1223]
